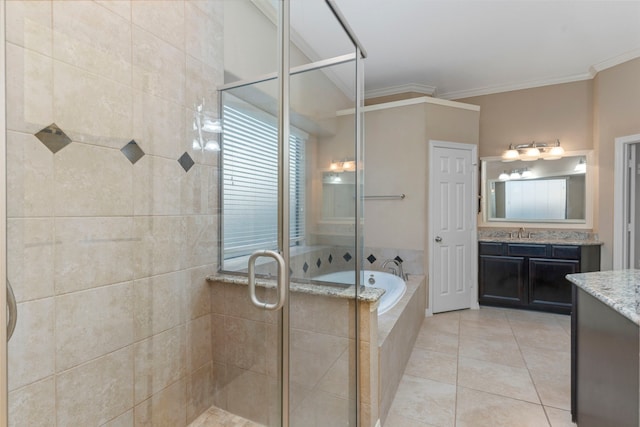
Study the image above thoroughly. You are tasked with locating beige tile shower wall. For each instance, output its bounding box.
[6,1,222,426]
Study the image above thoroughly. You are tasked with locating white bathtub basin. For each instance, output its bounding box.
[313,270,407,315]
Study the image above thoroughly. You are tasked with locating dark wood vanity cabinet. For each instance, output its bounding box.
[478,242,600,314]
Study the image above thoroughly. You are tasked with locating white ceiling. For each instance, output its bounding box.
[316,0,640,100]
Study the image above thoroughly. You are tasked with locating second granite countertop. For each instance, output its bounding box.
[566,269,640,325]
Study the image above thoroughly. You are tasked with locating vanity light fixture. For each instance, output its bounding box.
[329,158,356,172]
[500,168,531,181]
[193,100,221,152]
[521,144,541,162]
[574,157,586,173]
[544,140,565,160]
[501,140,565,162]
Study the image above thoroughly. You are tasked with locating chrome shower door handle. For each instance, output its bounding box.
[7,279,17,341]
[248,250,287,311]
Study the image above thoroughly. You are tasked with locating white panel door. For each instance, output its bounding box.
[430,142,476,313]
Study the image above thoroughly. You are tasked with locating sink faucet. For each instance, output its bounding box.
[381,259,407,280]
[517,227,532,239]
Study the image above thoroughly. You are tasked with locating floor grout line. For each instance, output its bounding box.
[395,307,574,427]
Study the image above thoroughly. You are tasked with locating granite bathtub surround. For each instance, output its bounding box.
[478,227,600,245]
[6,1,223,426]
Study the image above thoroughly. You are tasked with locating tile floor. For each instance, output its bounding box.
[191,306,575,427]
[385,306,576,427]
[189,406,263,427]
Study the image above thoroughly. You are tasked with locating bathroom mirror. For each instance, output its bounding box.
[322,171,356,219]
[482,153,591,223]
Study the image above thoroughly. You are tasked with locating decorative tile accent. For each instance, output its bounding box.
[316,258,321,268]
[328,254,333,264]
[35,123,71,153]
[367,254,377,264]
[178,152,194,173]
[343,252,352,262]
[120,140,145,164]
[395,255,404,263]
[303,262,309,273]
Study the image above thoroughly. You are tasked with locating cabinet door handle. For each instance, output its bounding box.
[435,236,443,243]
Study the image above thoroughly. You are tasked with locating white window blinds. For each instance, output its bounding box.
[222,104,306,260]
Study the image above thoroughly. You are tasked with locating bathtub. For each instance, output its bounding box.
[313,270,407,315]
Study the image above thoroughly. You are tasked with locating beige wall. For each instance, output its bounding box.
[362,101,480,274]
[364,103,428,250]
[459,80,593,157]
[459,58,640,270]
[593,57,640,269]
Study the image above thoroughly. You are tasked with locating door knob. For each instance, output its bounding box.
[435,236,442,242]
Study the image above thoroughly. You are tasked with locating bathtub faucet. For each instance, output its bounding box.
[381,259,407,281]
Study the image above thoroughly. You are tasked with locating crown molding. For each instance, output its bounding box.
[365,83,436,100]
[589,48,640,77]
[336,96,480,116]
[438,72,594,100]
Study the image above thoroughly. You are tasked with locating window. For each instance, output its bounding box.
[505,178,567,220]
[222,103,306,260]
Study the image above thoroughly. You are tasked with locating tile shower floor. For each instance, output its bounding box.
[189,406,263,427]
[191,306,574,427]
[386,306,576,427]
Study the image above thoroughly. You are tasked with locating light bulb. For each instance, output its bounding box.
[499,172,510,180]
[502,149,519,162]
[510,171,521,179]
[521,169,533,178]
[329,162,339,171]
[342,160,354,170]
[204,140,220,151]
[522,147,540,161]
[575,159,586,173]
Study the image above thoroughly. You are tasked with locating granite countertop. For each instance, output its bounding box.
[479,237,603,246]
[566,269,640,325]
[207,273,386,303]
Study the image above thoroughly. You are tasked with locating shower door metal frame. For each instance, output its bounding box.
[217,1,365,425]
[1,0,8,424]
[277,0,291,423]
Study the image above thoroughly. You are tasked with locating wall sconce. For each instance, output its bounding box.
[574,157,586,173]
[502,140,565,162]
[329,158,356,172]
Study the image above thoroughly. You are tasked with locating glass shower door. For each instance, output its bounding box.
[218,0,365,426]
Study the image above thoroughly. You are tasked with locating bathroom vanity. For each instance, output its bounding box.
[478,240,601,314]
[567,270,639,427]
